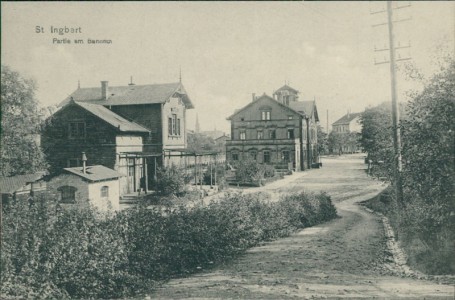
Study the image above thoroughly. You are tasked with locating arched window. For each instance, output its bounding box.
[101,186,109,198]
[57,186,77,203]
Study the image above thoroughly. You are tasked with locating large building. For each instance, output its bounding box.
[42,80,194,195]
[225,85,319,171]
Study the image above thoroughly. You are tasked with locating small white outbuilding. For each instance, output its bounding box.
[48,165,124,212]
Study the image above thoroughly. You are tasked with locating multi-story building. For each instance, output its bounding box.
[225,85,319,171]
[331,112,362,153]
[42,80,194,195]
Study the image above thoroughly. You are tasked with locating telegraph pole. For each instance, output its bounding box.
[371,1,411,207]
[386,1,404,206]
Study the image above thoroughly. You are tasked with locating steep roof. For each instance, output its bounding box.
[289,100,320,121]
[59,82,194,109]
[64,165,125,182]
[227,94,306,120]
[274,84,299,94]
[72,101,149,133]
[0,172,46,195]
[332,112,362,126]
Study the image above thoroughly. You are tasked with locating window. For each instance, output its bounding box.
[250,150,257,160]
[257,130,263,140]
[58,186,76,203]
[261,111,271,120]
[269,129,276,139]
[101,186,109,198]
[282,150,290,162]
[68,122,85,139]
[263,150,271,163]
[169,115,180,136]
[240,131,246,140]
[168,117,172,135]
[232,152,239,161]
[287,129,295,139]
[172,114,177,135]
[288,115,293,120]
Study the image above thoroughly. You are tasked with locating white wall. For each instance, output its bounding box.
[48,173,120,212]
[115,136,143,153]
[87,180,120,211]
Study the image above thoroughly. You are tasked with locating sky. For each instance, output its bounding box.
[2,1,454,134]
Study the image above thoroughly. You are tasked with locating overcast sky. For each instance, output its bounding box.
[2,2,454,133]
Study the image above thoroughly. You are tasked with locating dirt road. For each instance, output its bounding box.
[151,155,454,299]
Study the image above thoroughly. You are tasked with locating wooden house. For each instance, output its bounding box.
[225,85,319,171]
[42,81,194,195]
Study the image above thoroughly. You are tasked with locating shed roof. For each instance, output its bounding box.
[60,82,194,109]
[73,101,149,133]
[63,165,125,182]
[0,172,46,195]
[332,112,362,125]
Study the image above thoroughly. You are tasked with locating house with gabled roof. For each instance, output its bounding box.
[42,80,194,195]
[332,112,362,153]
[332,112,362,134]
[47,162,124,212]
[225,84,319,171]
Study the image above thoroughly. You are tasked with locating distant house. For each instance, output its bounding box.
[225,85,319,171]
[47,163,124,212]
[214,134,230,154]
[0,172,46,205]
[42,80,195,195]
[332,112,362,133]
[332,112,362,153]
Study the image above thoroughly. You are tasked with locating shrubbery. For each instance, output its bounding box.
[360,59,455,274]
[233,159,277,186]
[154,165,189,196]
[1,191,336,299]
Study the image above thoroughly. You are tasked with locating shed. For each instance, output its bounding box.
[48,165,124,212]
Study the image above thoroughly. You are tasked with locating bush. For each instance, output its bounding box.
[203,164,226,186]
[262,164,276,178]
[1,190,337,299]
[155,165,187,196]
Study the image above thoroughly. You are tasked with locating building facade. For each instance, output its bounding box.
[331,112,362,153]
[42,81,194,195]
[225,85,319,171]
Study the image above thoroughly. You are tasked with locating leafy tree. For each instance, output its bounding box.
[316,125,328,155]
[187,133,216,153]
[327,131,343,155]
[401,59,455,210]
[0,65,47,176]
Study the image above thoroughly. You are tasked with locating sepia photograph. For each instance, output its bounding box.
[1,1,454,299]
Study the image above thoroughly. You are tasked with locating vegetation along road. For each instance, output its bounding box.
[151,154,454,299]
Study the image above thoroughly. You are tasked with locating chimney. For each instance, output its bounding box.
[81,152,87,174]
[252,93,256,102]
[101,81,109,100]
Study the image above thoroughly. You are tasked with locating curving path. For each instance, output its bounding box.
[150,155,454,299]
